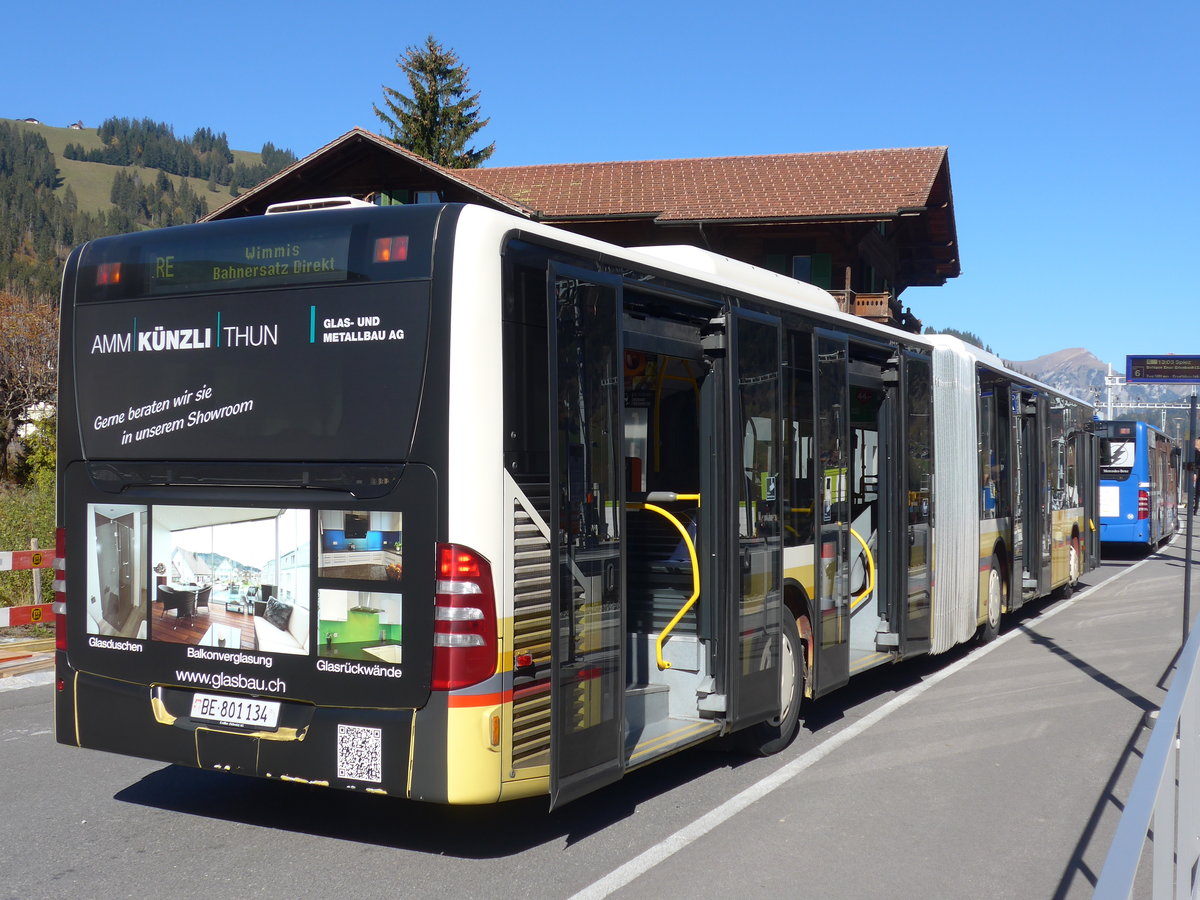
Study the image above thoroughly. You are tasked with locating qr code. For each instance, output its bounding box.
[336,724,382,783]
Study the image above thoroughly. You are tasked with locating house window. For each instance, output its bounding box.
[790,254,831,289]
[378,190,442,206]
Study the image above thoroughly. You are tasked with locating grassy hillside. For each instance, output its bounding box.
[6,118,271,217]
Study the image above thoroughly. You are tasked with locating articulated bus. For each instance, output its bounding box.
[1096,419,1179,546]
[54,201,1099,808]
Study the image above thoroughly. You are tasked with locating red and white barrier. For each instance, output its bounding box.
[0,603,55,626]
[0,550,56,571]
[0,550,59,626]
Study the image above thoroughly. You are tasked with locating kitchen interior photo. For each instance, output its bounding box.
[317,589,402,663]
[318,510,402,582]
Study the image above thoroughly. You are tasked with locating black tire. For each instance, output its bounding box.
[978,554,1004,644]
[735,612,803,756]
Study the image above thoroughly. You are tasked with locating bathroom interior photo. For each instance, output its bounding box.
[86,504,149,640]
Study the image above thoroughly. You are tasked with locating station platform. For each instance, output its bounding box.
[606,533,1197,898]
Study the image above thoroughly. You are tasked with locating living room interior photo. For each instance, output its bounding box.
[148,505,310,655]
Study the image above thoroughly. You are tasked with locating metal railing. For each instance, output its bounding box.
[1095,621,1200,898]
[626,491,700,671]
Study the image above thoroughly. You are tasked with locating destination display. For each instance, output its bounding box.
[143,229,352,296]
[73,203,439,304]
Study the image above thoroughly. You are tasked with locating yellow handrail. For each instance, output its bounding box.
[627,493,700,670]
[848,527,876,611]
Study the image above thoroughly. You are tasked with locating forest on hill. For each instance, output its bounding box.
[0,116,296,511]
[0,117,296,304]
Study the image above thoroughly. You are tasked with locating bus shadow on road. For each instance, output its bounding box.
[109,641,988,855]
[112,746,750,855]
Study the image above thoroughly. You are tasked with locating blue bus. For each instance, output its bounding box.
[1096,420,1179,546]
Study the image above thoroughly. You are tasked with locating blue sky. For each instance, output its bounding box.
[5,0,1196,368]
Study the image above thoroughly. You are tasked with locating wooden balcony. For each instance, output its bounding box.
[828,290,922,333]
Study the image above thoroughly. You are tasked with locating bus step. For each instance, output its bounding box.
[625,683,671,733]
[626,717,722,769]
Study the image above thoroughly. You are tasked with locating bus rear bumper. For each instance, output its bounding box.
[57,664,416,798]
[1100,522,1151,544]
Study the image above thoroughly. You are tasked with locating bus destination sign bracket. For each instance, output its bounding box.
[1125,355,1200,384]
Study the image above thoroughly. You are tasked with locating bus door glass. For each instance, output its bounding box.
[902,352,932,652]
[845,347,892,671]
[812,333,850,695]
[1016,391,1049,594]
[549,267,625,808]
[1081,423,1100,568]
[1036,394,1054,585]
[725,310,782,728]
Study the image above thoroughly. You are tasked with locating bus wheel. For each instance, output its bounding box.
[737,613,803,756]
[1068,537,1081,587]
[979,555,1003,644]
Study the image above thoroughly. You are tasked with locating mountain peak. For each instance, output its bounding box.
[1004,348,1192,432]
[1006,347,1109,373]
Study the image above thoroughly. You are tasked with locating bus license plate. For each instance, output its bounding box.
[190,693,280,729]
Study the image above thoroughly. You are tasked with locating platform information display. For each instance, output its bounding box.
[1126,355,1200,383]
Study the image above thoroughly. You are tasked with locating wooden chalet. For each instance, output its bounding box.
[207,129,960,332]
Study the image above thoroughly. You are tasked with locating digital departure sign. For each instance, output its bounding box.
[1126,355,1200,383]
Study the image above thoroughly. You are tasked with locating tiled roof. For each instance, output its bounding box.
[458,147,949,222]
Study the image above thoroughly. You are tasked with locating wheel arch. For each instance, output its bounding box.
[783,577,813,698]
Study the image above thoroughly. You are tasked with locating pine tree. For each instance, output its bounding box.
[373,35,495,169]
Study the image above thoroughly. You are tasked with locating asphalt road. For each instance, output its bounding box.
[2,536,1192,900]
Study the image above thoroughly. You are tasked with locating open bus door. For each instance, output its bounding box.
[810,333,851,695]
[719,310,784,729]
[1081,425,1100,569]
[548,267,626,808]
[900,352,933,653]
[1015,390,1052,598]
[809,336,910,693]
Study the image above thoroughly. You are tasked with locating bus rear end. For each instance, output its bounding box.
[1097,420,1153,545]
[54,202,495,802]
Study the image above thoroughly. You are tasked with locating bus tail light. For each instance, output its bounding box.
[432,544,497,691]
[95,262,121,285]
[373,235,409,263]
[1137,490,1150,520]
[54,527,67,651]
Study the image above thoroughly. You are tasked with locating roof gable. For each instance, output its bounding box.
[207,128,533,222]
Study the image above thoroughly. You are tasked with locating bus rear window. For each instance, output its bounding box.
[1100,438,1135,480]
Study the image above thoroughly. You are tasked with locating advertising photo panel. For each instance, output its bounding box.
[149,505,311,655]
[317,590,402,664]
[86,504,149,640]
[318,510,402,584]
